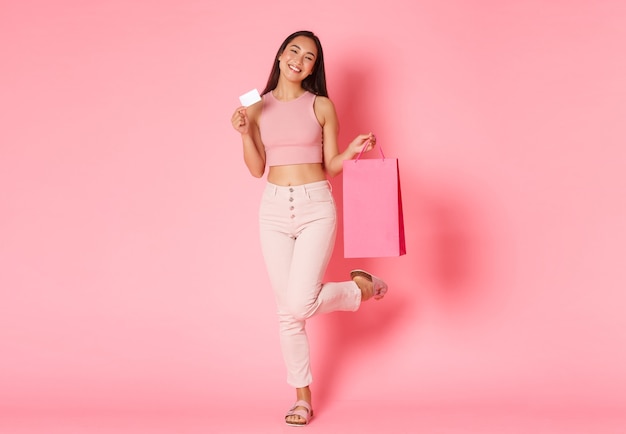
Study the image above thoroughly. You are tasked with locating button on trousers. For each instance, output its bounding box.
[259,180,361,387]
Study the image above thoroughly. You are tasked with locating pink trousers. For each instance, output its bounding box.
[259,180,362,387]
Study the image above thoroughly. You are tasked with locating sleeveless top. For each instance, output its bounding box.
[259,91,323,167]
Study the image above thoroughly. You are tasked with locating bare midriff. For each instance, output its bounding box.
[267,163,326,186]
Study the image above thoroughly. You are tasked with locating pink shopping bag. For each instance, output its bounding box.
[342,143,406,258]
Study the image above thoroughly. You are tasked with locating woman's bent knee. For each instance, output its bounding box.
[284,299,317,321]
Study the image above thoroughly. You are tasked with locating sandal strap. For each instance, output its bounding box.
[285,400,312,422]
[288,399,311,413]
[286,408,309,420]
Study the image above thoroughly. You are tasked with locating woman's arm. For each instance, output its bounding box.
[315,96,375,177]
[231,102,266,178]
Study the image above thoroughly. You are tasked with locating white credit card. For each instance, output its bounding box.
[239,88,261,107]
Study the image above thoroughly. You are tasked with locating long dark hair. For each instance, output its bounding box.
[261,30,328,97]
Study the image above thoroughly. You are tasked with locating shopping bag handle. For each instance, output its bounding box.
[353,138,385,162]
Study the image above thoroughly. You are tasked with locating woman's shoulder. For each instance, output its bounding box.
[313,94,335,111]
[313,94,336,125]
[312,93,331,103]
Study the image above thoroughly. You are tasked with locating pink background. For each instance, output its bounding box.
[1,0,625,432]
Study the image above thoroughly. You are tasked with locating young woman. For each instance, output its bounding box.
[230,30,388,427]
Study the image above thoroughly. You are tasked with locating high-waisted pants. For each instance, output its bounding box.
[259,180,362,388]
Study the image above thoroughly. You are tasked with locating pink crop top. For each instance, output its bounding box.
[259,91,323,167]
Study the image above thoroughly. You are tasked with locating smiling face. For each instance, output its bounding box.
[277,35,318,83]
[261,30,328,97]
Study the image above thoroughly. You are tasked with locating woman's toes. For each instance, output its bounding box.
[287,415,304,424]
[286,407,308,425]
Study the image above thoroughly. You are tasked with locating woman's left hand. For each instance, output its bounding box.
[348,132,377,157]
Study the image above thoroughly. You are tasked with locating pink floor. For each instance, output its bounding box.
[2,400,624,434]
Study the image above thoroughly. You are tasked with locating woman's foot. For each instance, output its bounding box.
[285,386,313,426]
[351,269,388,301]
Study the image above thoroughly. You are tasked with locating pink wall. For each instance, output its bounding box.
[1,0,625,418]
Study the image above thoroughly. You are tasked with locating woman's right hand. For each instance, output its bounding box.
[231,106,249,135]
